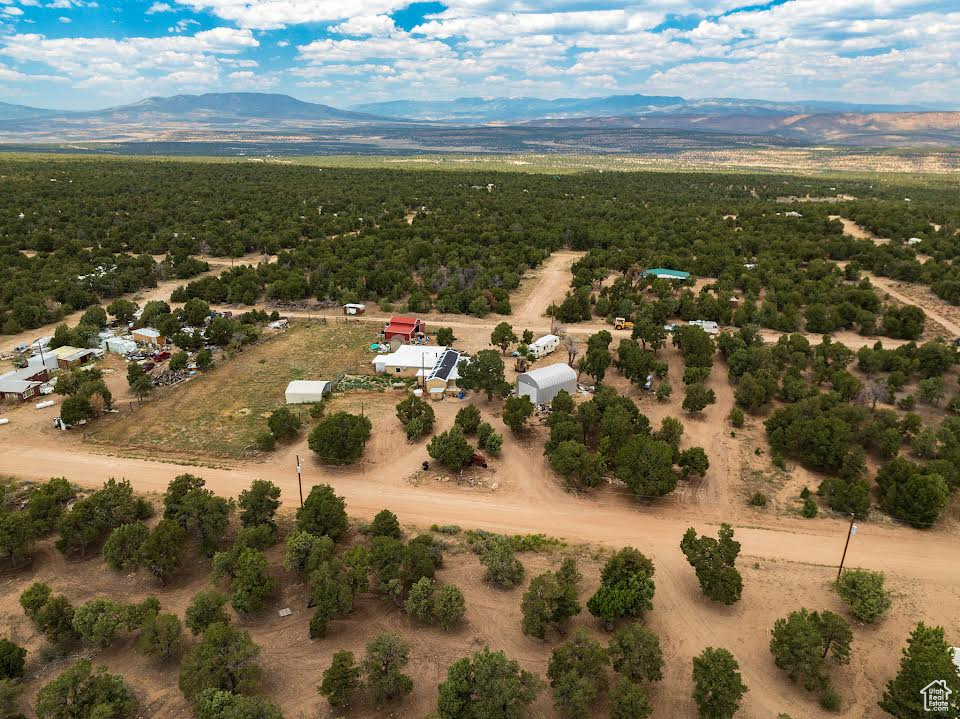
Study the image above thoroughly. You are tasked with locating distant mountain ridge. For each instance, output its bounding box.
[350,94,936,123]
[0,91,957,148]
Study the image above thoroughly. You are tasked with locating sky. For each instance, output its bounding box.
[0,0,957,110]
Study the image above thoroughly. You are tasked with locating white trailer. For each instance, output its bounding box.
[528,334,560,359]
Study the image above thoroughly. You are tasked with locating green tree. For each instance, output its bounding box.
[72,598,127,648]
[433,583,467,630]
[632,320,667,352]
[185,591,230,636]
[454,405,482,434]
[547,629,609,719]
[20,582,78,643]
[169,351,188,371]
[282,530,333,576]
[397,395,436,439]
[130,373,153,403]
[102,522,148,572]
[835,569,891,624]
[36,660,135,719]
[237,479,281,531]
[136,611,183,662]
[308,560,355,639]
[308,411,372,464]
[609,677,652,719]
[521,557,582,639]
[370,509,402,539]
[106,298,138,325]
[769,609,851,692]
[457,350,509,400]
[580,332,613,384]
[608,623,663,683]
[436,646,540,719]
[0,641,25,680]
[502,394,534,433]
[879,622,960,719]
[691,647,748,719]
[587,548,656,629]
[80,305,108,328]
[0,511,35,568]
[428,426,475,471]
[683,383,717,414]
[678,447,710,478]
[491,322,518,354]
[614,436,677,499]
[267,406,302,441]
[230,548,276,615]
[60,395,94,425]
[25,477,75,535]
[195,349,214,370]
[194,689,282,719]
[436,327,456,346]
[319,650,362,711]
[363,632,413,706]
[548,440,602,490]
[673,326,715,368]
[480,538,525,588]
[178,623,262,701]
[296,484,348,540]
[139,518,187,585]
[679,524,743,605]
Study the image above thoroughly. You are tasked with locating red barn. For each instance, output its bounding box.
[383,315,425,342]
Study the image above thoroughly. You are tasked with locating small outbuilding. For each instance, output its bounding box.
[132,327,165,346]
[516,363,577,405]
[102,336,138,355]
[373,345,447,377]
[285,380,332,404]
[383,315,426,343]
[343,303,366,315]
[642,268,691,281]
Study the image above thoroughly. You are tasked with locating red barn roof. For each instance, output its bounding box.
[388,315,419,328]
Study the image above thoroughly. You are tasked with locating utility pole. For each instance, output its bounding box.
[836,513,857,582]
[296,454,303,508]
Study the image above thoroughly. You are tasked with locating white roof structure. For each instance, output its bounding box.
[134,327,161,339]
[373,345,447,373]
[907,237,923,245]
[285,380,331,404]
[516,362,577,404]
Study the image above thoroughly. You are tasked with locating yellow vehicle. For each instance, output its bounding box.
[614,317,634,330]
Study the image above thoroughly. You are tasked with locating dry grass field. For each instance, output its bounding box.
[89,322,375,459]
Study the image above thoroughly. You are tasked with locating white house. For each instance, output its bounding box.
[373,345,447,377]
[516,363,577,404]
[528,334,560,359]
[688,320,719,335]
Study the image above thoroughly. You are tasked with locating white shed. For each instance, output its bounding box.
[285,380,331,404]
[516,363,577,404]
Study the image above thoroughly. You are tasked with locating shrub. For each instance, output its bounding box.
[0,640,25,680]
[454,405,482,434]
[835,569,891,623]
[362,632,413,706]
[36,660,135,719]
[427,426,475,471]
[608,624,662,683]
[691,647,747,719]
[370,509,402,539]
[819,686,842,711]
[184,591,230,636]
[136,612,183,662]
[267,406,302,441]
[480,538,525,588]
[749,492,767,507]
[587,548,656,629]
[102,523,148,572]
[319,650,362,711]
[308,412,372,464]
[72,598,127,647]
[255,431,276,451]
[729,407,745,427]
[801,497,818,518]
[178,623,262,702]
[436,647,539,719]
[680,524,742,605]
[296,484,348,540]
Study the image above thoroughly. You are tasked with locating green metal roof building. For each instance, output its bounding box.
[643,268,691,280]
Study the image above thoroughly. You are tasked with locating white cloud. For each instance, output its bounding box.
[57,15,70,22]
[146,2,174,13]
[331,14,397,37]
[2,6,22,16]
[170,0,409,30]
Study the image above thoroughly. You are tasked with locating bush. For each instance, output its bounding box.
[680,524,742,605]
[692,647,747,719]
[20,582,77,644]
[480,538,525,588]
[427,426,475,470]
[296,484,348,540]
[185,591,230,635]
[610,677,652,719]
[102,523,149,572]
[608,624,662,683]
[0,640,25,680]
[370,509,402,539]
[587,548,656,629]
[36,660,135,719]
[255,430,276,451]
[319,650,362,711]
[396,395,435,440]
[520,557,581,639]
[267,406,302,441]
[819,686,842,711]
[308,411,372,464]
[178,623,262,702]
[801,497,819,518]
[72,598,128,647]
[454,405,482,434]
[430,524,461,535]
[835,569,891,623]
[749,492,767,507]
[136,612,183,662]
[502,395,535,433]
[729,407,745,427]
[362,632,413,706]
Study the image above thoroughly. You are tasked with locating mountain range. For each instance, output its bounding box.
[0,91,957,149]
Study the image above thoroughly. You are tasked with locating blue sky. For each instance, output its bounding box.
[0,0,956,110]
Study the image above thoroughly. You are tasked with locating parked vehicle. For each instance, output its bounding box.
[153,351,171,361]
